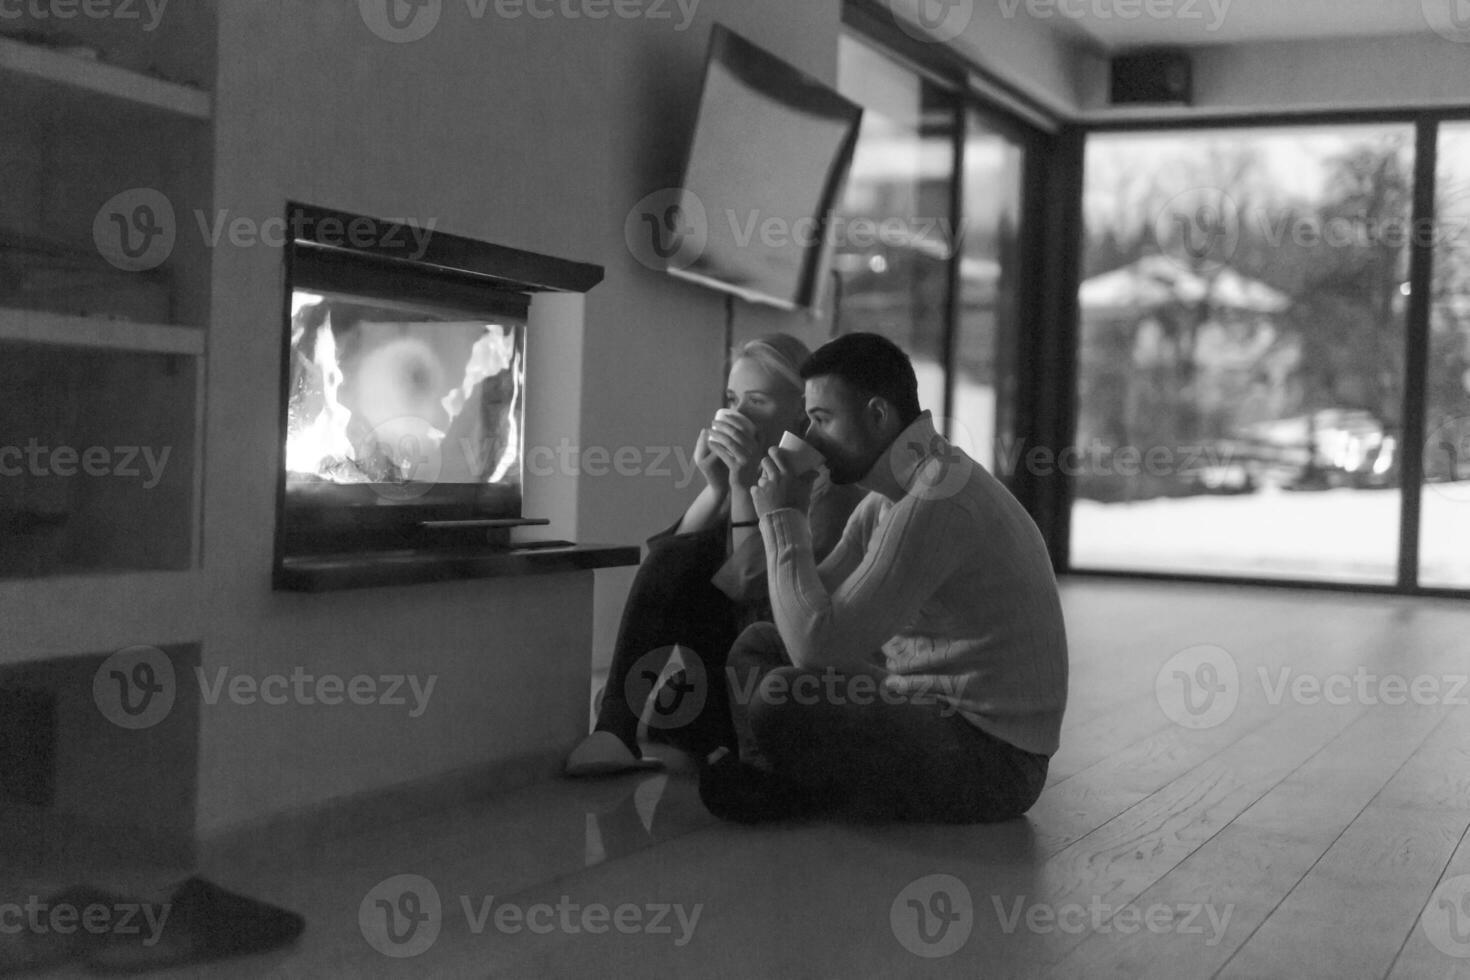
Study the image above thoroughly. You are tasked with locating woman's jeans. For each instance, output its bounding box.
[593,523,740,754]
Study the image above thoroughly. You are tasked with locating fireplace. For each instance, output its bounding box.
[274,204,620,590]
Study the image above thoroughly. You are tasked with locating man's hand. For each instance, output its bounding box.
[752,445,817,518]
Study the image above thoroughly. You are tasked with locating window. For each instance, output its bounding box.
[835,32,1042,480]
[1421,123,1470,588]
[1066,117,1470,594]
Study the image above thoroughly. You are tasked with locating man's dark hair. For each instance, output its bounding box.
[800,332,922,425]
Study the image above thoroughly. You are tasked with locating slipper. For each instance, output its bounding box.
[564,731,665,777]
[81,877,304,973]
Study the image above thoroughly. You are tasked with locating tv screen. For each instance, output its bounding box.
[668,26,863,311]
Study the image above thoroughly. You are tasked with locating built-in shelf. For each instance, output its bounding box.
[0,569,205,666]
[0,34,211,120]
[0,307,204,356]
[277,544,642,592]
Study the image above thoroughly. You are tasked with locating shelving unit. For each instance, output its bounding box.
[0,17,216,662]
[0,307,205,356]
[0,34,211,120]
[0,570,206,666]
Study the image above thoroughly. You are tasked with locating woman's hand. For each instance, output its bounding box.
[707,412,763,488]
[693,427,729,495]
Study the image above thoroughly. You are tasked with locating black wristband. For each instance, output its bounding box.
[730,519,760,528]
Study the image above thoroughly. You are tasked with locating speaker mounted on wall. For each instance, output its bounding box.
[1110,49,1193,105]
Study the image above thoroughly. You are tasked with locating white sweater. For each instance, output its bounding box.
[758,413,1069,756]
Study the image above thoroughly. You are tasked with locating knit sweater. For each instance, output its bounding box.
[758,413,1069,756]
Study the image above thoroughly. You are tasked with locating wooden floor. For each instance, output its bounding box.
[9,578,1469,978]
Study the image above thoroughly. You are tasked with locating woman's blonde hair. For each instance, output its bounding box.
[731,333,810,396]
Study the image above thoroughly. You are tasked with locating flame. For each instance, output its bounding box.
[488,342,523,484]
[286,307,522,486]
[285,313,357,476]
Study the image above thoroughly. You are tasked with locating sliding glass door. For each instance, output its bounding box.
[1421,123,1470,588]
[951,108,1030,474]
[1072,118,1468,593]
[835,32,1041,482]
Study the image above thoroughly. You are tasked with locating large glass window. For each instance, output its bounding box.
[835,34,1038,478]
[835,34,956,417]
[1073,126,1414,585]
[1421,123,1470,588]
[952,108,1028,473]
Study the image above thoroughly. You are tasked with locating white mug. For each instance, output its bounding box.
[778,431,824,474]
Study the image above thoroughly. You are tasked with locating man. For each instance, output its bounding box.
[699,332,1068,823]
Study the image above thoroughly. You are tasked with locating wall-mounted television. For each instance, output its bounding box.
[667,25,863,312]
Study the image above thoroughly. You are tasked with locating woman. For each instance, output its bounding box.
[565,334,867,776]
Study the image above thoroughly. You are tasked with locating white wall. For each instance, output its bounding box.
[196,0,1095,835]
[1076,33,1470,117]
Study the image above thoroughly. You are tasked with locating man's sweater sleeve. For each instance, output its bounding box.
[709,478,866,602]
[759,497,969,669]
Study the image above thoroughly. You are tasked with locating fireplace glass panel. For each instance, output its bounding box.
[282,286,527,552]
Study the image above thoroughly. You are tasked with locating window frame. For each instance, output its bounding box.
[1066,109,1470,598]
